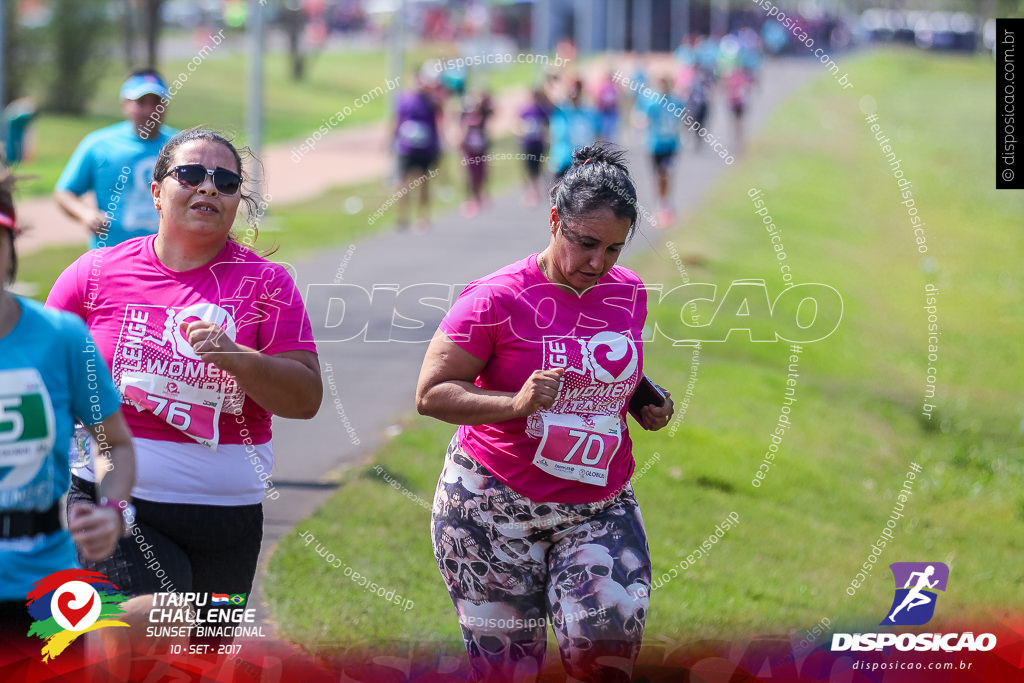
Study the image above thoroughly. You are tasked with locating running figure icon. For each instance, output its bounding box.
[887,565,938,622]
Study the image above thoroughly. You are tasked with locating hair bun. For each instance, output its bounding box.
[571,143,628,172]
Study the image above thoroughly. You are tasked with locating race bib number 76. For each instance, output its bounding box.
[121,372,223,449]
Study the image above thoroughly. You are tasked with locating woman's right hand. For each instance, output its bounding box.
[86,209,110,236]
[511,368,565,417]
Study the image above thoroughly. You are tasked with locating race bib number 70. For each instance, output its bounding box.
[532,412,622,487]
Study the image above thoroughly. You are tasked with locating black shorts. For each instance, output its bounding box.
[67,476,263,601]
[652,150,677,172]
[398,151,438,177]
[690,103,708,128]
[521,141,545,177]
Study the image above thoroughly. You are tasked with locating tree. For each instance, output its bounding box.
[45,0,112,114]
[281,1,307,81]
[122,0,139,69]
[141,0,165,69]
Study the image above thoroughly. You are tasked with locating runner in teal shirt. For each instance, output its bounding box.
[640,76,684,226]
[0,170,134,628]
[55,70,176,249]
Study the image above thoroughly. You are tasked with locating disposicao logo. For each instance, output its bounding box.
[882,561,948,626]
[831,562,997,653]
[26,569,129,661]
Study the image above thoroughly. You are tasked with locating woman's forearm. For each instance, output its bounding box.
[215,348,323,419]
[417,380,522,425]
[88,412,135,503]
[95,443,135,503]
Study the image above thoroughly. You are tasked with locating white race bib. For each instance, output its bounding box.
[121,372,223,449]
[532,412,622,487]
[398,120,431,148]
[0,368,56,489]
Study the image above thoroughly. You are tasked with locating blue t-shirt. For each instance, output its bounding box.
[644,94,683,154]
[56,121,176,249]
[548,104,600,173]
[0,297,122,602]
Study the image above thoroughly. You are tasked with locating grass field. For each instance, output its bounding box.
[262,47,1024,660]
[12,42,547,197]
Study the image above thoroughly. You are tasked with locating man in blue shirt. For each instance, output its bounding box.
[55,70,176,249]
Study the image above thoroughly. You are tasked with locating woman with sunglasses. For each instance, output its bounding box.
[46,128,322,629]
[416,143,674,682]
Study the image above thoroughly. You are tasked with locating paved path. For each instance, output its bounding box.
[251,56,825,632]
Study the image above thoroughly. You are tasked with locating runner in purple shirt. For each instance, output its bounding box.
[519,88,551,207]
[393,69,443,232]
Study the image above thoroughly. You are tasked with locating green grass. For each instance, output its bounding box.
[11,43,550,196]
[263,47,1024,658]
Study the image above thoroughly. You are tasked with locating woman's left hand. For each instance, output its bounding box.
[179,320,241,366]
[639,388,674,431]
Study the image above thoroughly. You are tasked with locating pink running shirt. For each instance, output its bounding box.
[47,234,317,449]
[439,254,647,504]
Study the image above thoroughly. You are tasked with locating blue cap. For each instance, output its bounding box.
[120,73,169,101]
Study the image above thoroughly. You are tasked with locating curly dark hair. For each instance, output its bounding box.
[549,142,639,238]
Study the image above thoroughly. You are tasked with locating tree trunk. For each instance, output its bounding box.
[283,6,306,81]
[143,0,164,69]
[123,0,138,68]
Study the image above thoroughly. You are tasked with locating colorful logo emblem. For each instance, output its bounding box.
[882,562,949,626]
[26,569,129,661]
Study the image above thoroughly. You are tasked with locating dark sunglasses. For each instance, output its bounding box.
[166,164,242,195]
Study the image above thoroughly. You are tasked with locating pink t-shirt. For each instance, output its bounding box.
[439,254,647,504]
[46,234,317,448]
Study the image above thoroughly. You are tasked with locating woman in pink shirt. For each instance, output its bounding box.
[47,129,322,634]
[417,144,674,682]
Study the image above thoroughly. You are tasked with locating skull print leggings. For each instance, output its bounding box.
[431,435,652,682]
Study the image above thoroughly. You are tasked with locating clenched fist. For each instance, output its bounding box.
[179,320,242,367]
[511,367,565,417]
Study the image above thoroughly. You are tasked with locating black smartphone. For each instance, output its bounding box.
[628,375,666,422]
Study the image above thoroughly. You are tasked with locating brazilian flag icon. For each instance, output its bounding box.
[229,594,247,606]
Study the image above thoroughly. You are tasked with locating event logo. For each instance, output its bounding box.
[882,562,949,626]
[26,569,129,661]
[832,561,996,653]
[171,302,237,360]
[580,331,638,384]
